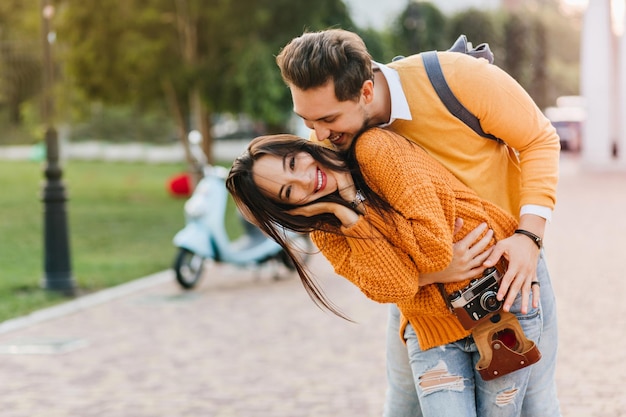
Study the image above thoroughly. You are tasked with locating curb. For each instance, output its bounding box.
[0,269,173,336]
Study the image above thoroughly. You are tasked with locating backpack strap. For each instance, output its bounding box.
[422,51,503,144]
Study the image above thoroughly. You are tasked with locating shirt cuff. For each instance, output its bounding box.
[520,204,552,222]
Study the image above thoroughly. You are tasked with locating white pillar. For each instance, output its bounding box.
[581,0,614,168]
[619,0,626,166]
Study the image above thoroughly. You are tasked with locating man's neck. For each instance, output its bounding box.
[369,69,392,126]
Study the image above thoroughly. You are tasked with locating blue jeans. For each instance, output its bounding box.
[383,251,561,417]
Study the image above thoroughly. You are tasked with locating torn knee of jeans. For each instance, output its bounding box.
[418,360,464,395]
[495,387,519,407]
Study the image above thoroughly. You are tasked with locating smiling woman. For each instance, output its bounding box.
[252,153,338,205]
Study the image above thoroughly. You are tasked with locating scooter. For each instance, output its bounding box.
[172,163,311,289]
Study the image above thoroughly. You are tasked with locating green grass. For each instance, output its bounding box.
[0,159,241,322]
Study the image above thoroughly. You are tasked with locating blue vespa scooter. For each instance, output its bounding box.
[172,164,311,289]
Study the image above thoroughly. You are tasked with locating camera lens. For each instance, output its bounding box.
[480,291,502,312]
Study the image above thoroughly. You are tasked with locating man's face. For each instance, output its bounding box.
[291,81,370,151]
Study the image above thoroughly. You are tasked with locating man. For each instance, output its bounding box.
[276,29,560,417]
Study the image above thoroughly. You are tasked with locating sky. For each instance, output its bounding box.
[341,0,604,29]
[342,0,501,29]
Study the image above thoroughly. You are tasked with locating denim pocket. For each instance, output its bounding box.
[511,303,542,343]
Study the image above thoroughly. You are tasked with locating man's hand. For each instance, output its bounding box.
[420,220,494,286]
[483,214,545,314]
[483,235,540,314]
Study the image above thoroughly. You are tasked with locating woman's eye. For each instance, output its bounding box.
[289,156,295,170]
[285,186,292,200]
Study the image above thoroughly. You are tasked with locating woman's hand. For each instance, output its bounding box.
[288,201,336,217]
[336,172,359,203]
[419,220,494,286]
[288,201,361,228]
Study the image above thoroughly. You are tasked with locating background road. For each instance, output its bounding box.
[0,154,624,417]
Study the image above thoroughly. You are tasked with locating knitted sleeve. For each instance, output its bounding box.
[355,128,456,272]
[311,216,422,303]
[309,128,462,304]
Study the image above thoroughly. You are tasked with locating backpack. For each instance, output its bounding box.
[393,35,504,144]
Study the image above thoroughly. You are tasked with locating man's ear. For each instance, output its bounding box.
[361,79,375,104]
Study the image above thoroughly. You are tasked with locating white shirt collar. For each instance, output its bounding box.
[373,61,412,125]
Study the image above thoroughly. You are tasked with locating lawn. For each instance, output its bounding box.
[0,159,237,322]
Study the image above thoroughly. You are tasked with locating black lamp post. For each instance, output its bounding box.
[40,0,75,295]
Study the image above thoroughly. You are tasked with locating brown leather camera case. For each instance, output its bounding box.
[473,311,542,381]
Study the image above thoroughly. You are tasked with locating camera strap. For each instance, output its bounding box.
[437,283,455,313]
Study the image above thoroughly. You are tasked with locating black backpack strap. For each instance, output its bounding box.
[422,51,503,144]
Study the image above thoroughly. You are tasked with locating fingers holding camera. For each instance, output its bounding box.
[490,237,540,314]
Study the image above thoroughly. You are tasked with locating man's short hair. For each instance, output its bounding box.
[276,29,373,102]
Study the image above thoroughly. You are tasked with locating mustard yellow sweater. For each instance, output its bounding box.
[387,52,559,216]
[311,128,518,350]
[312,52,560,217]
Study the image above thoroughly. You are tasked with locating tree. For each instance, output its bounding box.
[390,1,447,56]
[0,0,42,129]
[446,8,502,55]
[58,0,354,176]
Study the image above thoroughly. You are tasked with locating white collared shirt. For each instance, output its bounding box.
[373,61,412,125]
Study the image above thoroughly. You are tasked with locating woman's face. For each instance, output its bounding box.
[252,151,340,205]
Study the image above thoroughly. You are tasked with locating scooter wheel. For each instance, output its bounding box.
[173,248,205,289]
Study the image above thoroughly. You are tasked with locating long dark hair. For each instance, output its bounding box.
[226,134,354,319]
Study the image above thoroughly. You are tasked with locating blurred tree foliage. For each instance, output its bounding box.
[0,0,582,149]
[390,1,448,55]
[57,0,355,168]
[387,1,581,110]
[0,0,42,129]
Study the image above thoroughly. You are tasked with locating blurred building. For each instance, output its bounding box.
[580,0,626,169]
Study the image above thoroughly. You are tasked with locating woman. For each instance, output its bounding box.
[226,127,542,417]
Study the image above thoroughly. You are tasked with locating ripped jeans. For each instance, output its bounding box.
[383,251,560,417]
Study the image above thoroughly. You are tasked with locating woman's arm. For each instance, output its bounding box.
[355,129,459,272]
[312,215,424,303]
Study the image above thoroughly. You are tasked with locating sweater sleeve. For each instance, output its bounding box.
[441,52,559,210]
[311,216,422,303]
[354,129,457,272]
[310,129,461,304]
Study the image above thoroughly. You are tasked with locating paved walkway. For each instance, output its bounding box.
[0,154,624,417]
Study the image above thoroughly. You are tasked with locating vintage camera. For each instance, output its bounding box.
[448,266,503,330]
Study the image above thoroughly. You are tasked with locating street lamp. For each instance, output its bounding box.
[40,0,75,295]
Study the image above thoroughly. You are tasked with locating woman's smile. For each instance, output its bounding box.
[315,168,327,193]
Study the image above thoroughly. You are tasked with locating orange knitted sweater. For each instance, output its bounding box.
[311,127,518,350]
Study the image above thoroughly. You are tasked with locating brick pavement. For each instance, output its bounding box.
[0,154,624,416]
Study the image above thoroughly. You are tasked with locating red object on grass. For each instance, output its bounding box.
[167,173,192,197]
